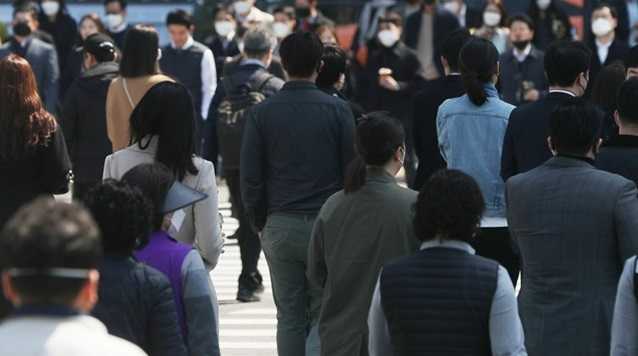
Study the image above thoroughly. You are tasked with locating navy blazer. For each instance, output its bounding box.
[404,6,460,79]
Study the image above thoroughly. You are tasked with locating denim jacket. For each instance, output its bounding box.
[437,84,515,217]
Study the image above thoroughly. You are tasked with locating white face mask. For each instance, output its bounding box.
[104,14,124,31]
[443,1,460,14]
[378,29,399,48]
[233,1,251,16]
[214,21,235,37]
[41,1,60,16]
[272,22,291,39]
[483,11,501,27]
[592,18,613,37]
[536,0,551,10]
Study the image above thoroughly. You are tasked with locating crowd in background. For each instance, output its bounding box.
[4,0,638,356]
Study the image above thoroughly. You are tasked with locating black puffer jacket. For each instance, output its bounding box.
[92,256,188,356]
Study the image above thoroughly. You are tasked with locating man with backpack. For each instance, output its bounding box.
[218,28,284,303]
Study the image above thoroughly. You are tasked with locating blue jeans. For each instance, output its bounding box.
[261,213,322,356]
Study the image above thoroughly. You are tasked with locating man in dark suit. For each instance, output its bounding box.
[506,98,638,356]
[597,78,638,184]
[498,14,547,106]
[0,4,59,113]
[588,3,629,95]
[500,40,591,181]
[412,28,470,190]
[404,0,460,82]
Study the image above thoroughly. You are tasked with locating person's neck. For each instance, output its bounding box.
[310,7,318,18]
[382,162,400,177]
[557,150,595,160]
[619,124,638,136]
[288,75,316,83]
[423,5,435,14]
[597,32,615,46]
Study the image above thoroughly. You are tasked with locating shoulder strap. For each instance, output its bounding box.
[250,70,275,92]
[121,78,135,110]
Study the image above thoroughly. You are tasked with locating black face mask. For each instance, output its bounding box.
[296,6,311,19]
[512,40,530,50]
[12,21,31,37]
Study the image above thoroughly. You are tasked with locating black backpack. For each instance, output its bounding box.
[217,71,274,170]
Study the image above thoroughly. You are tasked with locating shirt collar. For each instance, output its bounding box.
[283,80,318,90]
[241,58,266,68]
[484,83,498,97]
[420,239,476,254]
[556,153,595,165]
[595,37,613,50]
[548,89,577,97]
[513,44,533,62]
[171,36,194,50]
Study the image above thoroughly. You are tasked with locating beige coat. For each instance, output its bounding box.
[103,136,223,270]
[106,74,175,151]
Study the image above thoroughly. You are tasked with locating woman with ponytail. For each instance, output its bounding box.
[308,112,420,356]
[436,37,520,284]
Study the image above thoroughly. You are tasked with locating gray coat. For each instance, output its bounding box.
[506,156,638,356]
[307,168,420,356]
[0,37,59,112]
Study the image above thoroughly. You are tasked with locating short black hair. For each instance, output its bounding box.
[104,0,127,10]
[273,5,295,20]
[13,2,38,19]
[120,25,160,78]
[508,13,535,31]
[440,28,471,72]
[378,11,403,28]
[121,163,175,231]
[593,3,618,19]
[414,169,485,242]
[625,45,638,69]
[85,180,153,255]
[0,198,102,305]
[617,78,638,125]
[549,97,603,155]
[316,45,346,88]
[544,40,591,86]
[279,31,324,78]
[591,62,625,113]
[166,9,193,28]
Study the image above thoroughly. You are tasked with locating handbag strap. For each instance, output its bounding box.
[121,78,135,110]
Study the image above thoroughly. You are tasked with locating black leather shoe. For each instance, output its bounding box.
[237,287,261,303]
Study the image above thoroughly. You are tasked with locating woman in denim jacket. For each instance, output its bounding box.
[436,37,519,283]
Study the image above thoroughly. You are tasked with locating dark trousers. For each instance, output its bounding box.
[473,227,520,285]
[225,169,262,284]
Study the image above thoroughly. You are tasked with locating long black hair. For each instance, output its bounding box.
[120,25,160,78]
[129,82,199,181]
[459,37,499,106]
[344,112,404,194]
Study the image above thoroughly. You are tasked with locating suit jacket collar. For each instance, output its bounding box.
[545,155,595,169]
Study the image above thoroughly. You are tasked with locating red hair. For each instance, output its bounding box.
[0,54,56,160]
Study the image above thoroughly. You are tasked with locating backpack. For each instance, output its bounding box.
[217,71,274,170]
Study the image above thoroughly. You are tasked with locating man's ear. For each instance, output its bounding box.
[614,110,622,128]
[547,136,557,156]
[73,270,100,313]
[2,272,18,306]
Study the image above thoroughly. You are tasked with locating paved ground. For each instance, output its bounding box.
[214,184,278,356]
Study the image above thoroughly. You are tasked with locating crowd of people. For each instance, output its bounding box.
[4,0,638,355]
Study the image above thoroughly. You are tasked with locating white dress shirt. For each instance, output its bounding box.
[367,239,528,356]
[596,38,613,65]
[513,43,532,62]
[171,36,218,120]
